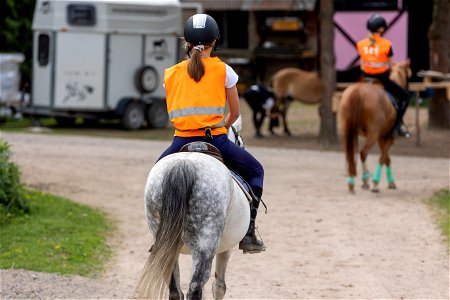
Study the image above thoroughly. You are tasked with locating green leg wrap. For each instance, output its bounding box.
[362,171,371,181]
[372,164,383,183]
[347,176,355,186]
[386,166,395,184]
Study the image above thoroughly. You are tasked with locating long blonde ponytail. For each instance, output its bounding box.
[368,33,375,46]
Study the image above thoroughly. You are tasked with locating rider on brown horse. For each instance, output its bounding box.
[357,14,411,138]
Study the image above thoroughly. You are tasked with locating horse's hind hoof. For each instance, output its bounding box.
[371,188,380,193]
[361,183,370,190]
[348,184,355,193]
[388,183,397,189]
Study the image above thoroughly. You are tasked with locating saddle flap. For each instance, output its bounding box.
[230,170,252,203]
[179,141,224,163]
[385,91,399,111]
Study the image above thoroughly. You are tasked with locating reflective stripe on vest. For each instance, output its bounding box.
[168,106,225,120]
[362,61,389,68]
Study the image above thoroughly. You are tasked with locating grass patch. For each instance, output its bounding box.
[0,189,113,277]
[0,117,56,129]
[427,188,450,244]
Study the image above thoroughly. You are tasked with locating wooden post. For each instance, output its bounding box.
[415,91,421,146]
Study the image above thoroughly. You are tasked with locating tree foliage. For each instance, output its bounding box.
[0,0,36,86]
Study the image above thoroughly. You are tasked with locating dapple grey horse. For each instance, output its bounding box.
[134,117,250,299]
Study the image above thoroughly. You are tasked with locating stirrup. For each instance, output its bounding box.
[239,235,266,254]
[397,126,411,139]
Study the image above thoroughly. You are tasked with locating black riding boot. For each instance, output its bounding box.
[239,187,266,254]
[394,100,411,138]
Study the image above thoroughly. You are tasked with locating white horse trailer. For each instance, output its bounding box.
[27,0,183,129]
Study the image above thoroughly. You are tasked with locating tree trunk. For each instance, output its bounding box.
[318,0,338,144]
[428,0,450,129]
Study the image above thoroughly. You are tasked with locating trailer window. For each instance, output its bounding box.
[67,4,96,26]
[38,34,50,66]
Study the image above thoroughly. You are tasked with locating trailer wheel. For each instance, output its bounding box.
[121,102,144,130]
[135,65,158,93]
[146,101,168,128]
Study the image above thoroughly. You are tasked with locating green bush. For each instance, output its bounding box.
[0,139,29,222]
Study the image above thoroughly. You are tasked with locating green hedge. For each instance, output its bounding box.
[0,139,29,223]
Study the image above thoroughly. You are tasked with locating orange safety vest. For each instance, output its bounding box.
[164,57,228,137]
[357,34,391,75]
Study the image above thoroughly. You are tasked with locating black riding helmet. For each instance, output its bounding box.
[184,14,220,45]
[367,14,387,32]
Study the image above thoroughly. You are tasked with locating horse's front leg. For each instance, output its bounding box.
[212,250,232,300]
[386,165,396,189]
[371,164,383,193]
[361,161,371,190]
[359,135,378,192]
[281,101,291,136]
[169,260,184,300]
[379,137,396,190]
[254,110,265,138]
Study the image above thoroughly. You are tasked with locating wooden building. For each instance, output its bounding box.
[180,0,319,89]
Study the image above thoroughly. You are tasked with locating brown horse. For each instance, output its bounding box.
[339,60,411,192]
[270,68,323,135]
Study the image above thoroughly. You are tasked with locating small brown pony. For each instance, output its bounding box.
[270,68,323,135]
[339,59,411,192]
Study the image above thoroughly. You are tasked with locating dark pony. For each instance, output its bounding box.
[339,60,411,192]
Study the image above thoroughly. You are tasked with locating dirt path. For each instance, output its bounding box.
[1,132,449,299]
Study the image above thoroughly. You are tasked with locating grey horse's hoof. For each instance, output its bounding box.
[388,183,397,189]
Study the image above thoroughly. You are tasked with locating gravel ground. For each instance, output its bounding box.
[0,132,449,299]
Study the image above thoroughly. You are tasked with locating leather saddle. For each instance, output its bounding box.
[360,77,399,111]
[179,141,252,202]
[179,141,224,163]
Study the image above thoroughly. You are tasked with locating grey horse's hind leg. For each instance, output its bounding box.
[169,260,183,300]
[212,250,232,300]
[187,252,214,300]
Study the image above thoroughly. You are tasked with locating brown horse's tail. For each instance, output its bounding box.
[340,88,361,178]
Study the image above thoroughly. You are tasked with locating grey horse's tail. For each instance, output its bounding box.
[134,160,197,299]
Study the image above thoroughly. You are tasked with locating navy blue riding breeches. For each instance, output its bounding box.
[157,134,264,190]
[363,71,409,104]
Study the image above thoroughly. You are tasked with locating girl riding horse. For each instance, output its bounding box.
[339,59,412,192]
[356,14,411,138]
[157,14,266,253]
